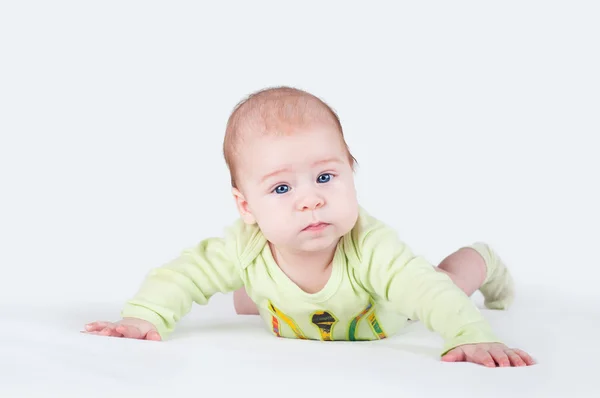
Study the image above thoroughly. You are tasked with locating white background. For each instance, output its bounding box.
[2,1,598,305]
[1,2,599,396]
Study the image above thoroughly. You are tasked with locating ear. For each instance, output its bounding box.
[232,187,256,224]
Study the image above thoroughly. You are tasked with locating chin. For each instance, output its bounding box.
[298,235,341,253]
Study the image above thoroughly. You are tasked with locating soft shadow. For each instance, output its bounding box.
[168,317,263,340]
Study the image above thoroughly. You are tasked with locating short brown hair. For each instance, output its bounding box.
[223,86,356,188]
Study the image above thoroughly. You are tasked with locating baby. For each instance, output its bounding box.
[85,87,534,367]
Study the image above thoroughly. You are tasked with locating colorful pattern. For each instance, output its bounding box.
[311,311,337,341]
[347,301,373,341]
[367,311,386,339]
[348,299,387,340]
[268,301,307,339]
[271,315,281,337]
[268,299,387,341]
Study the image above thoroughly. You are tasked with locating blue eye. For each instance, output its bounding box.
[317,173,333,183]
[273,185,290,194]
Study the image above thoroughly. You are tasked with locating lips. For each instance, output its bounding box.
[302,222,330,232]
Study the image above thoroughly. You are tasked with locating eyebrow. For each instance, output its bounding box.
[260,157,343,184]
[312,157,344,167]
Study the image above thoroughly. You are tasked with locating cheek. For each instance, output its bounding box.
[328,179,359,220]
[329,177,357,203]
[254,194,288,214]
[256,213,296,245]
[251,196,293,231]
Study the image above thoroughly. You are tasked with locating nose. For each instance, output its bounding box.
[296,190,325,211]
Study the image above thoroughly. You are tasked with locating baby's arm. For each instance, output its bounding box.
[359,236,499,352]
[85,235,243,340]
[352,218,533,366]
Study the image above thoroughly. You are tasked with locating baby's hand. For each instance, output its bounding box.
[442,342,535,367]
[84,317,161,341]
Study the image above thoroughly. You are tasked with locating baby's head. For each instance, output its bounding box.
[223,86,359,253]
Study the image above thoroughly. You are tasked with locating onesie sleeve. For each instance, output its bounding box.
[120,220,255,339]
[350,212,502,355]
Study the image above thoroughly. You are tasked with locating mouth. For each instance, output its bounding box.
[302,222,330,232]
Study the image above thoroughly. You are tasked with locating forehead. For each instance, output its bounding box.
[239,125,347,178]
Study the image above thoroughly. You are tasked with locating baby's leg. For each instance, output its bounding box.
[233,287,259,315]
[436,242,514,309]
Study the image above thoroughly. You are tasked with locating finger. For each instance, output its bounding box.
[489,348,510,367]
[85,322,113,332]
[115,325,143,339]
[99,326,122,337]
[508,350,526,367]
[81,329,119,337]
[514,349,536,366]
[505,350,526,367]
[145,330,162,341]
[471,349,496,368]
[441,348,465,362]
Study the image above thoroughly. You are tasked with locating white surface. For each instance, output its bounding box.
[1,2,599,397]
[2,287,599,397]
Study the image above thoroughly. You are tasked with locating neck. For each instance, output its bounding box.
[270,240,338,272]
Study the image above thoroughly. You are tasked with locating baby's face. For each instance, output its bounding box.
[235,124,359,253]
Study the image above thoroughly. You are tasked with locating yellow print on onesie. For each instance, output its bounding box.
[268,301,307,339]
[268,299,387,341]
[347,298,386,340]
[310,310,338,341]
